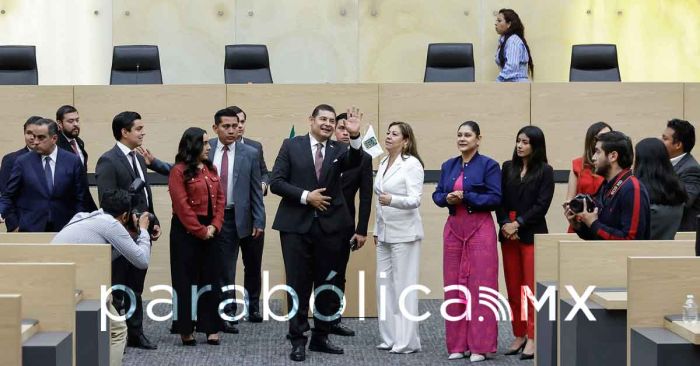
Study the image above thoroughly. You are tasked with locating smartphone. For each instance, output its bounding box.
[350,238,359,251]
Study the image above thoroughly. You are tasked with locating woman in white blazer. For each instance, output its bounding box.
[373,121,425,354]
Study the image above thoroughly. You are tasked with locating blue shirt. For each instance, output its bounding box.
[495,34,530,82]
[432,153,502,215]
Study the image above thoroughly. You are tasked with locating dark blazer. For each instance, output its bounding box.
[340,151,373,236]
[270,134,361,234]
[0,149,86,232]
[674,153,700,231]
[241,137,270,186]
[57,132,98,211]
[0,147,31,231]
[496,161,555,244]
[209,139,265,237]
[432,153,502,215]
[95,144,159,225]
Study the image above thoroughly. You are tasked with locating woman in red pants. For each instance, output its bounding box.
[496,125,554,360]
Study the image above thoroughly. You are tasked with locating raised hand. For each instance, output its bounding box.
[345,106,363,138]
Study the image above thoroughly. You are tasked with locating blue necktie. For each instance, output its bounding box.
[44,156,53,195]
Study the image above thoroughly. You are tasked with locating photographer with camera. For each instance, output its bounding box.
[565,131,650,240]
[51,189,152,366]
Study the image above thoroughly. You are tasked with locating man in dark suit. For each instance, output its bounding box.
[0,118,86,232]
[55,105,98,211]
[0,115,42,231]
[662,118,700,231]
[270,104,363,362]
[229,105,268,323]
[95,111,162,350]
[208,108,265,333]
[329,112,373,337]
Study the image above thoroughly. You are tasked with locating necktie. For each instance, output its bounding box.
[128,151,139,177]
[69,139,79,154]
[314,142,323,180]
[44,156,53,194]
[220,145,229,204]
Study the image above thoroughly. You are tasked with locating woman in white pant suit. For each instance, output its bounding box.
[373,121,425,354]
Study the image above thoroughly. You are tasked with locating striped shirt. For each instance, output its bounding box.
[495,34,530,82]
[51,209,151,269]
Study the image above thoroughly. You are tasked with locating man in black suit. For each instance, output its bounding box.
[662,118,700,231]
[95,111,162,350]
[0,118,86,232]
[228,105,268,323]
[55,105,98,212]
[270,104,363,362]
[328,112,373,337]
[0,115,42,231]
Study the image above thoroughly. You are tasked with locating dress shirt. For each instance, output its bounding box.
[63,133,85,164]
[495,34,530,82]
[671,153,687,167]
[116,141,148,204]
[300,133,362,205]
[212,139,235,208]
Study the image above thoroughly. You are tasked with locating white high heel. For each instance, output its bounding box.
[470,353,486,362]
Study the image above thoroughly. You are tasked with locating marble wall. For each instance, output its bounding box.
[0,0,698,84]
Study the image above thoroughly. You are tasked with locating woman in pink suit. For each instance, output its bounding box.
[432,121,502,362]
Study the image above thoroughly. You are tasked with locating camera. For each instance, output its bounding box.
[128,178,155,234]
[568,194,597,214]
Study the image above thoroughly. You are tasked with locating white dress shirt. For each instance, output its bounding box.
[212,139,235,208]
[671,153,687,167]
[116,141,149,204]
[300,133,362,204]
[42,145,58,184]
[63,133,85,164]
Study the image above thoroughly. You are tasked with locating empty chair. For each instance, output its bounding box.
[224,44,273,84]
[424,43,475,82]
[110,45,162,85]
[0,46,38,85]
[569,44,621,82]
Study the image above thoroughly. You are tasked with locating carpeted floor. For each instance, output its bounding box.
[123,300,535,366]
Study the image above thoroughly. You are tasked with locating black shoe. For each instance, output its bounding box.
[504,342,525,355]
[290,344,306,362]
[127,333,158,350]
[222,321,239,334]
[248,311,263,323]
[206,334,221,346]
[180,335,197,346]
[520,353,534,360]
[329,323,355,337]
[309,336,344,354]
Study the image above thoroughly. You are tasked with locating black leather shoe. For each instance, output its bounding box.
[309,336,344,354]
[290,345,306,362]
[206,334,221,346]
[180,335,197,346]
[520,353,534,360]
[248,311,263,323]
[223,321,239,334]
[330,323,355,337]
[127,333,158,350]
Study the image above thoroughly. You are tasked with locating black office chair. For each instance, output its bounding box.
[569,44,621,82]
[110,45,163,85]
[224,45,273,84]
[0,46,38,85]
[424,43,475,82]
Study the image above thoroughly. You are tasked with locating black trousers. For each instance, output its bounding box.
[281,219,345,346]
[329,228,353,324]
[112,252,148,337]
[239,232,264,313]
[169,215,223,335]
[218,209,241,317]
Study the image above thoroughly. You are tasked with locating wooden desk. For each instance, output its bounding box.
[591,291,628,310]
[21,319,39,343]
[664,315,700,345]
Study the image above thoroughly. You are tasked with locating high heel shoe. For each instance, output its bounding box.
[180,335,197,346]
[504,342,525,355]
[520,352,534,360]
[206,334,221,345]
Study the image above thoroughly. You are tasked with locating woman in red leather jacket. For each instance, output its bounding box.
[168,127,225,346]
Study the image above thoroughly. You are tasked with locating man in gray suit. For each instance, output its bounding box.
[209,108,265,333]
[662,118,700,231]
[228,105,268,323]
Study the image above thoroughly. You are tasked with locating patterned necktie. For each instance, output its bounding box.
[128,151,139,177]
[44,156,53,194]
[220,145,229,204]
[69,139,79,154]
[314,142,323,180]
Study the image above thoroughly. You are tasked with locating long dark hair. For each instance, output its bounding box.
[634,138,687,206]
[583,121,613,167]
[386,121,424,167]
[175,127,213,181]
[498,9,534,77]
[506,125,548,183]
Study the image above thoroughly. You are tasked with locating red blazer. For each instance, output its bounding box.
[168,163,225,240]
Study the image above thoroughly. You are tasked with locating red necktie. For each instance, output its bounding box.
[70,139,79,154]
[220,145,229,204]
[314,143,323,180]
